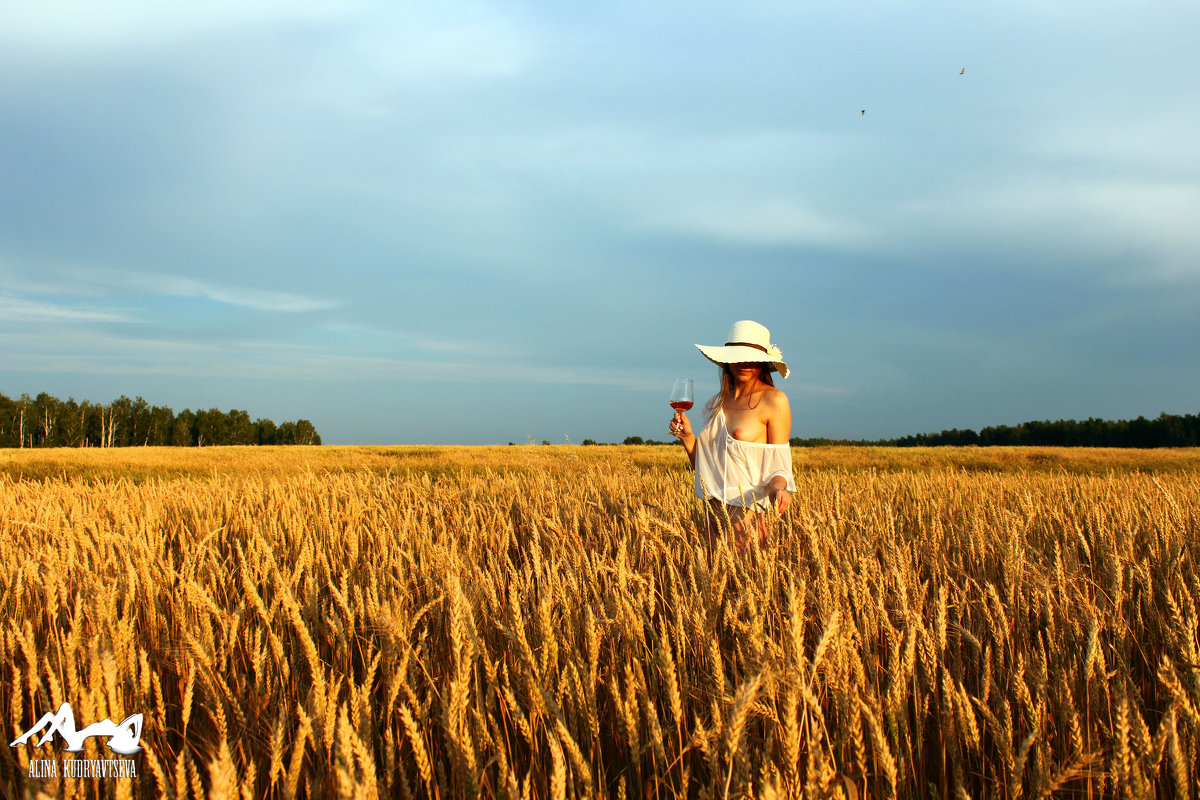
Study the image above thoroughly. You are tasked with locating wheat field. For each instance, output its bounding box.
[2,445,1198,799]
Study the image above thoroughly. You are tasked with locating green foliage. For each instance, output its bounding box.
[0,391,321,448]
[891,412,1200,448]
[790,436,877,447]
[621,411,1200,449]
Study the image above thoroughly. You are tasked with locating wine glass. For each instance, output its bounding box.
[669,378,694,433]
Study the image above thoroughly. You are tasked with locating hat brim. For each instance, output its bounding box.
[695,344,789,379]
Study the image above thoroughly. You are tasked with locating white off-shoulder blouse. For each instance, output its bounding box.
[693,407,795,510]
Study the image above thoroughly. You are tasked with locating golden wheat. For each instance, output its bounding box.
[1,445,1198,798]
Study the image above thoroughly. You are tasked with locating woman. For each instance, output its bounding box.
[669,320,795,552]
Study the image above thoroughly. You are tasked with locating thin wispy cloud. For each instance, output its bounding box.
[1,327,705,393]
[159,277,341,313]
[0,296,134,324]
[316,323,519,359]
[1,260,341,313]
[61,268,342,313]
[643,198,873,249]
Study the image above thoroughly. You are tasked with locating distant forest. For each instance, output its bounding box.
[881,412,1200,448]
[611,411,1200,448]
[0,392,321,448]
[796,411,1200,448]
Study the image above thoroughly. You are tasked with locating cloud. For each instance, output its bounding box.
[536,128,880,250]
[1,1,540,101]
[0,1,350,55]
[0,261,105,298]
[642,197,872,249]
[887,173,1200,282]
[44,267,341,313]
[3,326,793,394]
[1034,112,1200,175]
[315,322,519,359]
[1,258,341,313]
[0,295,134,324]
[3,0,1197,445]
[342,10,537,84]
[0,330,335,380]
[1078,182,1200,279]
[154,276,340,313]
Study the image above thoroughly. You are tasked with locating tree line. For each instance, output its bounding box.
[885,412,1200,448]
[0,392,321,448]
[600,411,1199,448]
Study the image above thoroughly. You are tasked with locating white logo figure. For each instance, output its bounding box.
[10,703,143,755]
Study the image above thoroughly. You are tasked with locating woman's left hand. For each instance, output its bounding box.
[771,488,791,515]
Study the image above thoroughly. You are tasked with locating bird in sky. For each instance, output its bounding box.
[861,109,865,115]
[960,68,965,75]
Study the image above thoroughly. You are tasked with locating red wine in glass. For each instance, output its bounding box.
[669,378,694,417]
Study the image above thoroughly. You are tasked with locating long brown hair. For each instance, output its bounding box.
[703,363,775,421]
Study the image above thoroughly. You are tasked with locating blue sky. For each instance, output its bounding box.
[2,1,1198,445]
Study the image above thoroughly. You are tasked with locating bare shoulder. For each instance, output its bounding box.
[760,386,791,414]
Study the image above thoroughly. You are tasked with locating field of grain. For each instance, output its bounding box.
[2,445,1199,799]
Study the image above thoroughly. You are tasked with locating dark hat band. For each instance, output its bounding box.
[725,341,770,354]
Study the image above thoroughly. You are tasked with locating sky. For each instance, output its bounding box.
[2,1,1198,445]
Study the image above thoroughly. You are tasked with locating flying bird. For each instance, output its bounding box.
[861,109,865,115]
[960,68,965,75]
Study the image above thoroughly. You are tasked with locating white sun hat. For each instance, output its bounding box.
[695,320,789,379]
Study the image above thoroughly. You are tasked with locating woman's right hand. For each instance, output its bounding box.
[669,411,693,440]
